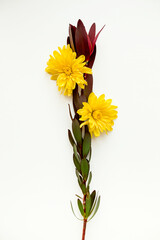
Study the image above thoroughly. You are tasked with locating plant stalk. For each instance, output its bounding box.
[82,218,87,240]
[82,189,87,240]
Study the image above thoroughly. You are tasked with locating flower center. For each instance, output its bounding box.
[92,110,102,120]
[64,66,72,76]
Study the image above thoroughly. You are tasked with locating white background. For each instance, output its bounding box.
[0,0,160,239]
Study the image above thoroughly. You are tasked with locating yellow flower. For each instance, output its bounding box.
[77,92,118,137]
[45,45,92,96]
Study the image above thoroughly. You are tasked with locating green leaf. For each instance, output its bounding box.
[76,169,86,194]
[81,158,89,181]
[88,194,97,217]
[81,183,86,194]
[75,194,83,200]
[87,172,92,189]
[88,147,92,162]
[76,171,82,185]
[75,169,80,178]
[73,154,81,172]
[90,190,96,208]
[73,144,81,162]
[86,185,89,193]
[72,118,82,144]
[83,132,91,157]
[77,199,84,216]
[88,196,101,221]
[68,129,75,146]
[86,194,92,218]
[76,172,86,195]
[70,201,83,221]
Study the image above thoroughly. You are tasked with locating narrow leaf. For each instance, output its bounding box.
[88,23,96,45]
[81,183,86,194]
[69,24,76,51]
[77,199,84,216]
[72,118,82,144]
[70,201,83,221]
[79,94,87,107]
[89,194,97,217]
[68,104,73,120]
[92,25,105,49]
[90,190,96,208]
[67,36,70,45]
[87,35,92,54]
[88,46,96,68]
[75,194,83,199]
[84,74,93,98]
[88,196,101,221]
[76,171,84,192]
[73,85,79,113]
[87,172,92,188]
[75,169,80,178]
[83,132,91,157]
[86,194,92,217]
[73,154,81,172]
[86,185,90,193]
[81,158,89,181]
[75,19,90,60]
[73,144,81,162]
[73,85,87,113]
[88,147,92,162]
[68,129,75,147]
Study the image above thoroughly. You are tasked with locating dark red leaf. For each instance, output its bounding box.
[84,74,93,98]
[87,35,92,54]
[88,46,96,69]
[75,19,90,60]
[67,36,70,45]
[73,85,87,113]
[73,85,79,113]
[88,23,96,45]
[79,94,87,106]
[69,24,76,51]
[92,25,105,49]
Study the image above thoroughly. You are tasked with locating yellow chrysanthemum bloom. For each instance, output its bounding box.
[45,45,92,96]
[77,92,118,137]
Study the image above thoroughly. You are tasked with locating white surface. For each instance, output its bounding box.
[0,0,160,239]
